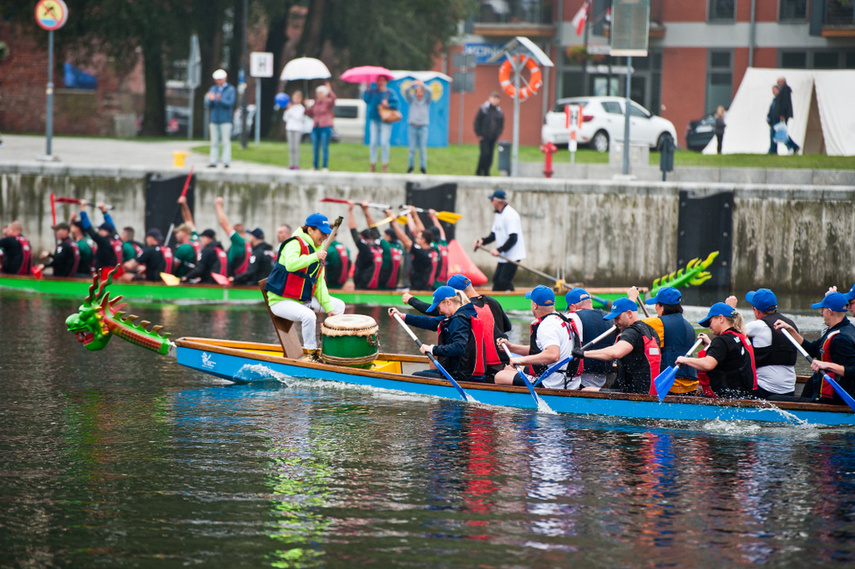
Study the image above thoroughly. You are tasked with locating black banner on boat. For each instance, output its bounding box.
[677,190,732,306]
[145,173,196,250]
[405,182,457,241]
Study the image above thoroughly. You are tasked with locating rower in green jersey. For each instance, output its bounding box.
[215,196,248,277]
[426,209,449,288]
[171,195,202,278]
[360,204,404,290]
[70,217,94,276]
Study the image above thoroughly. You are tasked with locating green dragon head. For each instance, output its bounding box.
[66,267,173,355]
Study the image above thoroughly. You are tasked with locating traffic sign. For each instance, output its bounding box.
[250,52,274,78]
[35,0,68,31]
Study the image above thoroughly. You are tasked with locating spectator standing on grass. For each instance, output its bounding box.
[474,92,504,176]
[205,69,236,168]
[405,80,431,174]
[306,81,336,172]
[283,91,305,170]
[714,106,726,154]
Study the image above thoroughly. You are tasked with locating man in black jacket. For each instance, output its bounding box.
[767,78,799,154]
[233,228,274,285]
[474,92,504,176]
[182,229,226,284]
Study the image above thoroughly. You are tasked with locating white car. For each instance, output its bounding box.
[300,98,366,143]
[541,96,677,152]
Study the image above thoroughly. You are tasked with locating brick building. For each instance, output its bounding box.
[445,0,855,148]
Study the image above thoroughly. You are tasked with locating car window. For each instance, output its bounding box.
[629,104,650,118]
[601,101,622,114]
[335,105,359,119]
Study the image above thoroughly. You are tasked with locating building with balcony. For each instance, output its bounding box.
[445,0,855,149]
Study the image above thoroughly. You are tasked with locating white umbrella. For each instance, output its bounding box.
[280,57,331,81]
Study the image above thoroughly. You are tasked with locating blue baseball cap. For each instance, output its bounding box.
[699,302,737,327]
[447,274,471,291]
[525,285,555,307]
[745,288,777,311]
[427,285,458,313]
[98,222,115,232]
[845,284,855,302]
[305,213,332,234]
[603,297,637,320]
[646,286,681,305]
[488,189,507,200]
[565,287,590,306]
[811,292,850,312]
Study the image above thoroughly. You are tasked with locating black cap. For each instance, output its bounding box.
[249,227,264,239]
[146,228,164,243]
[201,229,216,239]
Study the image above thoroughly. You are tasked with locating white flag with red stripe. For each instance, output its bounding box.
[571,1,589,36]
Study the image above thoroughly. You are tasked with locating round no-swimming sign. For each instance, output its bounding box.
[35,0,69,31]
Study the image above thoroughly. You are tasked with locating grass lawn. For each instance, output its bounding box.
[194,140,855,174]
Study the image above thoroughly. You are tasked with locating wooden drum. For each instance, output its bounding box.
[320,314,380,368]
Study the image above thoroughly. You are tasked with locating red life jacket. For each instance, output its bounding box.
[435,311,490,378]
[472,302,502,367]
[189,239,202,260]
[366,243,384,289]
[14,235,32,275]
[332,242,350,285]
[161,246,173,274]
[109,237,124,267]
[426,248,438,288]
[434,241,449,283]
[265,236,322,302]
[233,238,252,276]
[213,246,228,277]
[820,330,841,400]
[720,328,758,392]
[615,322,661,395]
[385,243,403,288]
[130,241,144,257]
[527,312,580,380]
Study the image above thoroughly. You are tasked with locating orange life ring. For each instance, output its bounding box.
[497,55,542,102]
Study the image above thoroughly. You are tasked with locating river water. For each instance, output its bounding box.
[1,292,854,568]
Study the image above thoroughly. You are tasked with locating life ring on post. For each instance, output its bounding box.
[497,55,543,102]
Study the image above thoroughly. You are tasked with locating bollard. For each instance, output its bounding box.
[540,141,557,178]
[659,134,675,181]
[172,151,189,167]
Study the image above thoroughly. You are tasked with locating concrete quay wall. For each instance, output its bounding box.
[1,163,853,294]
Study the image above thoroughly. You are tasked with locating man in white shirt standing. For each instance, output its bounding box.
[474,189,526,291]
[734,288,798,398]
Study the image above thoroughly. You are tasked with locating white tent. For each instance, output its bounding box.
[704,68,855,156]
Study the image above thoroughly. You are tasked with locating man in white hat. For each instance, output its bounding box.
[206,69,236,168]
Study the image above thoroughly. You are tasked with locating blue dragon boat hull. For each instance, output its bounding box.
[175,337,855,427]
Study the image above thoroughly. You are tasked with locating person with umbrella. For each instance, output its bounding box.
[363,74,399,173]
[306,81,336,172]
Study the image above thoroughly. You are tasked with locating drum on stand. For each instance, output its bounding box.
[320,314,380,368]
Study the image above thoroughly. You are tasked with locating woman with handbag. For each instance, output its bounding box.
[363,75,400,173]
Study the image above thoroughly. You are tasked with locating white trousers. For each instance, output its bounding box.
[270,296,345,349]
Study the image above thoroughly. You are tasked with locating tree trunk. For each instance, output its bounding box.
[140,38,166,137]
[261,10,289,138]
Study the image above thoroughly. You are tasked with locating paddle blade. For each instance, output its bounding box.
[436,211,462,224]
[369,215,394,229]
[160,272,180,286]
[211,272,230,286]
[653,366,678,403]
[319,197,350,204]
[823,373,855,413]
[54,197,81,204]
[532,356,571,387]
[33,265,43,280]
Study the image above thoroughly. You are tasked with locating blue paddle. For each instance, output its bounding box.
[653,338,704,402]
[531,357,572,388]
[532,325,618,388]
[500,343,542,406]
[781,328,855,412]
[391,312,475,402]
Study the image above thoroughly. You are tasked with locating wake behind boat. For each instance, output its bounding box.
[64,269,855,426]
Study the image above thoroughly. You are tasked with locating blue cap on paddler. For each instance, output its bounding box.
[565,287,590,306]
[646,286,681,305]
[427,285,458,313]
[699,302,737,327]
[305,213,332,234]
[811,292,849,312]
[745,288,777,311]
[603,297,636,320]
[845,284,855,302]
[525,285,554,307]
[447,274,471,291]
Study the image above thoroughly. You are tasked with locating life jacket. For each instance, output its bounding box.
[426,248,438,288]
[716,328,758,394]
[433,241,449,283]
[65,237,80,276]
[108,237,124,267]
[129,240,144,257]
[265,236,321,302]
[615,322,661,395]
[754,313,799,368]
[213,246,228,277]
[472,301,503,368]
[527,312,579,385]
[330,242,350,285]
[385,243,403,289]
[573,308,616,375]
[817,325,855,401]
[366,243,384,289]
[434,310,489,380]
[656,313,699,381]
[233,239,252,276]
[14,235,32,275]
[160,246,173,274]
[190,239,202,260]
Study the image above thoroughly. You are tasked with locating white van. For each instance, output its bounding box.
[299,98,366,143]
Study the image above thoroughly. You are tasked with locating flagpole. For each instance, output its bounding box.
[581,1,590,96]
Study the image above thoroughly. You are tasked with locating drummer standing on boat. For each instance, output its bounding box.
[266,213,345,352]
[474,189,525,291]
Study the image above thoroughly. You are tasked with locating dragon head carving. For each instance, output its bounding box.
[66,267,173,355]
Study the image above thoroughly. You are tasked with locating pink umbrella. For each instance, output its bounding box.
[340,65,393,84]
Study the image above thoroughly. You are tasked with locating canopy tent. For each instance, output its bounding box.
[704,68,855,156]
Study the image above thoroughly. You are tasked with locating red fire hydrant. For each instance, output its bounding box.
[540,141,557,178]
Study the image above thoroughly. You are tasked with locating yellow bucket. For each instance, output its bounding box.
[172,151,189,167]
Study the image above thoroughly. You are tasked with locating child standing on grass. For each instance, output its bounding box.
[284,91,305,170]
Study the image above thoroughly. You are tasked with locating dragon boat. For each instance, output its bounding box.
[64,267,855,427]
[4,252,719,311]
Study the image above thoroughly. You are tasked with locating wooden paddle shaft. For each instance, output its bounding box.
[476,245,560,283]
[320,216,344,254]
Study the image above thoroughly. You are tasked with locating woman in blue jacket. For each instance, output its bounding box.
[363,75,399,173]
